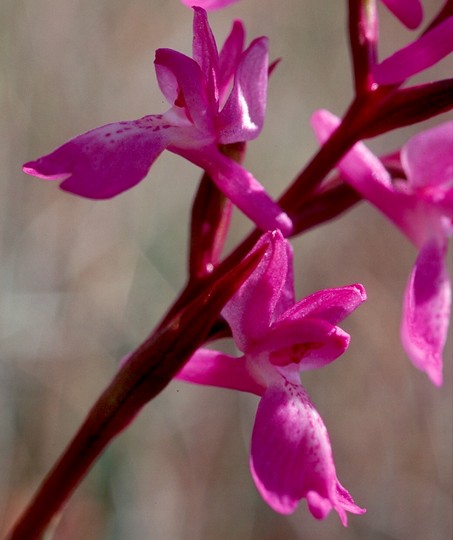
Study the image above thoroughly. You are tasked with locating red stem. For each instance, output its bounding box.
[5,245,266,540]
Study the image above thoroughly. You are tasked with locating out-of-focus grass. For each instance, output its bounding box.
[0,1,451,538]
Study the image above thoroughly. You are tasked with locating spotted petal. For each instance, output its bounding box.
[250,383,365,524]
[402,238,451,386]
[23,116,175,199]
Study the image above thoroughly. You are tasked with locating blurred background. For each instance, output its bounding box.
[0,0,451,538]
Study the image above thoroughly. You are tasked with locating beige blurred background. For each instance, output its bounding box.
[0,0,451,538]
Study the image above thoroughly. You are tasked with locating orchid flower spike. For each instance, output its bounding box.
[312,110,452,386]
[23,8,292,235]
[177,230,367,524]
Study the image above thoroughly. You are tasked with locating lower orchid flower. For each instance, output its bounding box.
[177,230,367,524]
[312,110,452,386]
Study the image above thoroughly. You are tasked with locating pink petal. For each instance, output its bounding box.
[401,238,451,386]
[176,145,293,236]
[180,0,240,10]
[192,7,219,105]
[273,237,296,316]
[218,20,245,97]
[253,317,351,371]
[379,0,423,29]
[221,231,292,350]
[311,109,393,191]
[311,109,419,244]
[311,110,392,196]
[277,284,367,327]
[155,48,215,133]
[218,37,269,143]
[250,383,365,524]
[23,116,173,199]
[402,120,453,197]
[176,348,265,395]
[374,17,453,85]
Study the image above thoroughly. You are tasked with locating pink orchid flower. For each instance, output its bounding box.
[177,230,366,524]
[312,110,452,386]
[23,8,291,235]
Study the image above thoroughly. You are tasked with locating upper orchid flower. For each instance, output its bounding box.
[312,110,452,386]
[177,230,366,524]
[23,8,292,235]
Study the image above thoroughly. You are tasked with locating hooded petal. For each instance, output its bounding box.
[374,17,453,85]
[401,238,451,386]
[23,116,175,199]
[176,348,265,395]
[221,230,292,350]
[176,145,293,236]
[379,0,423,29]
[155,48,215,133]
[218,20,246,97]
[217,37,269,143]
[192,7,219,106]
[250,383,365,524]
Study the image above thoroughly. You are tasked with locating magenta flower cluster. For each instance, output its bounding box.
[13,0,452,536]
